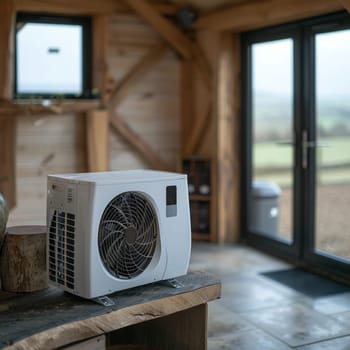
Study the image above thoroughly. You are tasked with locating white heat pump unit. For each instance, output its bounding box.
[47,170,191,299]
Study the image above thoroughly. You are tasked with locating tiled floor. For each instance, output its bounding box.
[190,242,350,350]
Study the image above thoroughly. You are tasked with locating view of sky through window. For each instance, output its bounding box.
[252,39,293,97]
[316,30,350,99]
[252,30,350,99]
[16,22,83,95]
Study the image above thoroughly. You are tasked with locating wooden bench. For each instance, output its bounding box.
[0,271,221,350]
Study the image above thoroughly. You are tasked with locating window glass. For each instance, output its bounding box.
[15,14,91,99]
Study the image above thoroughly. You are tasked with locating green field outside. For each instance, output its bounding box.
[253,137,350,187]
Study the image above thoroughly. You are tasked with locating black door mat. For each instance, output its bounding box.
[261,268,350,298]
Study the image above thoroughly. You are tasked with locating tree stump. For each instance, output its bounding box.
[0,225,47,292]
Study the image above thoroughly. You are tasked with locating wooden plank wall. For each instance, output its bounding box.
[0,115,17,210]
[0,0,15,100]
[8,114,86,225]
[7,13,180,226]
[108,14,180,171]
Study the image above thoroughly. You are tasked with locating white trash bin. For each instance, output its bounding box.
[250,180,281,236]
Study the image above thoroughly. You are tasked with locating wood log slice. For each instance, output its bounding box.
[0,225,47,292]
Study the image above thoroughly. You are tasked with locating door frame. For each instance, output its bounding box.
[241,10,350,280]
[241,21,303,262]
[303,13,350,279]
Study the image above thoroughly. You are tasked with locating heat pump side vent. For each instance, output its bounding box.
[48,210,76,290]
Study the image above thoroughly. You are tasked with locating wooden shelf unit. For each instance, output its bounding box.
[0,99,101,115]
[183,158,216,242]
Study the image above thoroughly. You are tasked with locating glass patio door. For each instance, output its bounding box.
[243,11,350,278]
[305,25,350,274]
[250,39,295,244]
[243,29,301,259]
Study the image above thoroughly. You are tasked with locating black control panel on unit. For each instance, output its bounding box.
[166,186,177,217]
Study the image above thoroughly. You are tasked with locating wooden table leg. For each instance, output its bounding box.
[63,335,106,350]
[107,303,208,350]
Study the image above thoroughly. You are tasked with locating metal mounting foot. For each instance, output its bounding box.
[93,295,115,306]
[160,278,184,289]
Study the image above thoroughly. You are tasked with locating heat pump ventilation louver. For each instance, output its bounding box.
[98,192,158,280]
[48,210,75,289]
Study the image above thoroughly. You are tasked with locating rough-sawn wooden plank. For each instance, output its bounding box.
[0,271,221,350]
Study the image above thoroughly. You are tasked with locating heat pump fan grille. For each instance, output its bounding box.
[98,192,158,279]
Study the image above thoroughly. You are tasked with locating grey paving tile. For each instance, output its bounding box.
[191,243,350,348]
[219,276,296,312]
[332,311,350,325]
[240,303,350,347]
[313,293,350,315]
[296,335,350,349]
[208,329,291,350]
[191,242,291,276]
[208,300,253,337]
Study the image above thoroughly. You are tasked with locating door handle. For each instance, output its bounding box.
[302,130,332,169]
[275,135,295,146]
[302,140,332,148]
[302,130,310,169]
[275,140,295,146]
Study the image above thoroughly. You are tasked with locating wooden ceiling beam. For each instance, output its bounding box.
[92,15,109,107]
[110,112,172,171]
[192,44,212,92]
[86,110,110,172]
[182,30,216,156]
[0,0,15,100]
[180,60,194,157]
[124,0,194,60]
[195,0,344,32]
[123,0,212,93]
[108,43,167,109]
[2,100,100,115]
[216,33,241,243]
[183,96,211,156]
[339,0,350,13]
[155,3,184,15]
[14,0,125,15]
[14,0,180,15]
[0,115,17,209]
